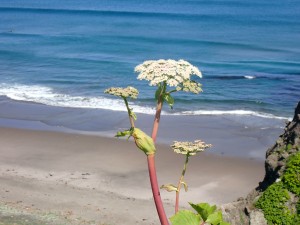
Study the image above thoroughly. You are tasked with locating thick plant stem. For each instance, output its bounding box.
[175,154,189,213]
[152,100,163,142]
[148,82,169,225]
[147,154,169,225]
[152,83,166,142]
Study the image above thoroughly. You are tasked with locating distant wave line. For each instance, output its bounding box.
[0,6,212,19]
[1,6,296,26]
[1,31,289,57]
[179,110,290,120]
[205,74,298,80]
[244,75,255,79]
[206,75,257,80]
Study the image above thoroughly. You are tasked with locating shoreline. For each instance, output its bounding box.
[0,96,286,160]
[0,126,267,224]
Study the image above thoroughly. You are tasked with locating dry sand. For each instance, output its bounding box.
[0,127,265,225]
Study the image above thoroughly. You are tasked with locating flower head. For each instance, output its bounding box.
[134,59,202,92]
[104,86,139,99]
[171,140,212,156]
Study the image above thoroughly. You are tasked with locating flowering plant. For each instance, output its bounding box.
[161,140,212,214]
[105,59,230,225]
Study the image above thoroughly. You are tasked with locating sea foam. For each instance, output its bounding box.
[0,83,156,114]
[0,83,290,121]
[179,110,290,120]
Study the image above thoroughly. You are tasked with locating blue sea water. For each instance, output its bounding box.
[0,0,299,130]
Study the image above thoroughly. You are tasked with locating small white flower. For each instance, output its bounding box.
[174,75,184,83]
[167,78,179,87]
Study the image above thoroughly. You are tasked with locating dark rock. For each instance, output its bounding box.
[293,101,300,121]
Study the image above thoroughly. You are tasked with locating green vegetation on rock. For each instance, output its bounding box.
[286,144,293,152]
[256,152,300,224]
[282,152,300,196]
[255,182,294,224]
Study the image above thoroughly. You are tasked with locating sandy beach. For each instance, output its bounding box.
[0,126,266,224]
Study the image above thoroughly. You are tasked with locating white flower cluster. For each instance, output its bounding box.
[104,86,139,99]
[171,140,212,156]
[134,59,202,90]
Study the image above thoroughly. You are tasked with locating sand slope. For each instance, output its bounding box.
[0,127,264,224]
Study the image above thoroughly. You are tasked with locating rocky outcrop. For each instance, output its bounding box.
[262,101,300,190]
[222,101,300,225]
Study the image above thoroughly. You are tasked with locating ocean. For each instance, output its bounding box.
[0,0,299,135]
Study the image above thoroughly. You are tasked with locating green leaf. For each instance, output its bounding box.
[219,221,231,225]
[170,210,201,225]
[189,202,217,221]
[206,211,223,225]
[155,85,163,100]
[130,110,137,120]
[164,93,174,109]
[115,130,131,138]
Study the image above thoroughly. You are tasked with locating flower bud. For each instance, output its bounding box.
[160,184,178,192]
[132,128,156,155]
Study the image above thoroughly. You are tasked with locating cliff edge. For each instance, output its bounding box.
[221,101,300,225]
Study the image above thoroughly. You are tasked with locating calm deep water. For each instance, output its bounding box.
[0,0,299,132]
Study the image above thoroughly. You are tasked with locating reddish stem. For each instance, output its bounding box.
[152,100,163,142]
[147,83,169,225]
[152,83,165,142]
[147,154,169,225]
[175,190,180,213]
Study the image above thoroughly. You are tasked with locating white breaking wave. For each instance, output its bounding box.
[244,75,256,79]
[0,83,156,114]
[180,110,290,120]
[0,83,290,120]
